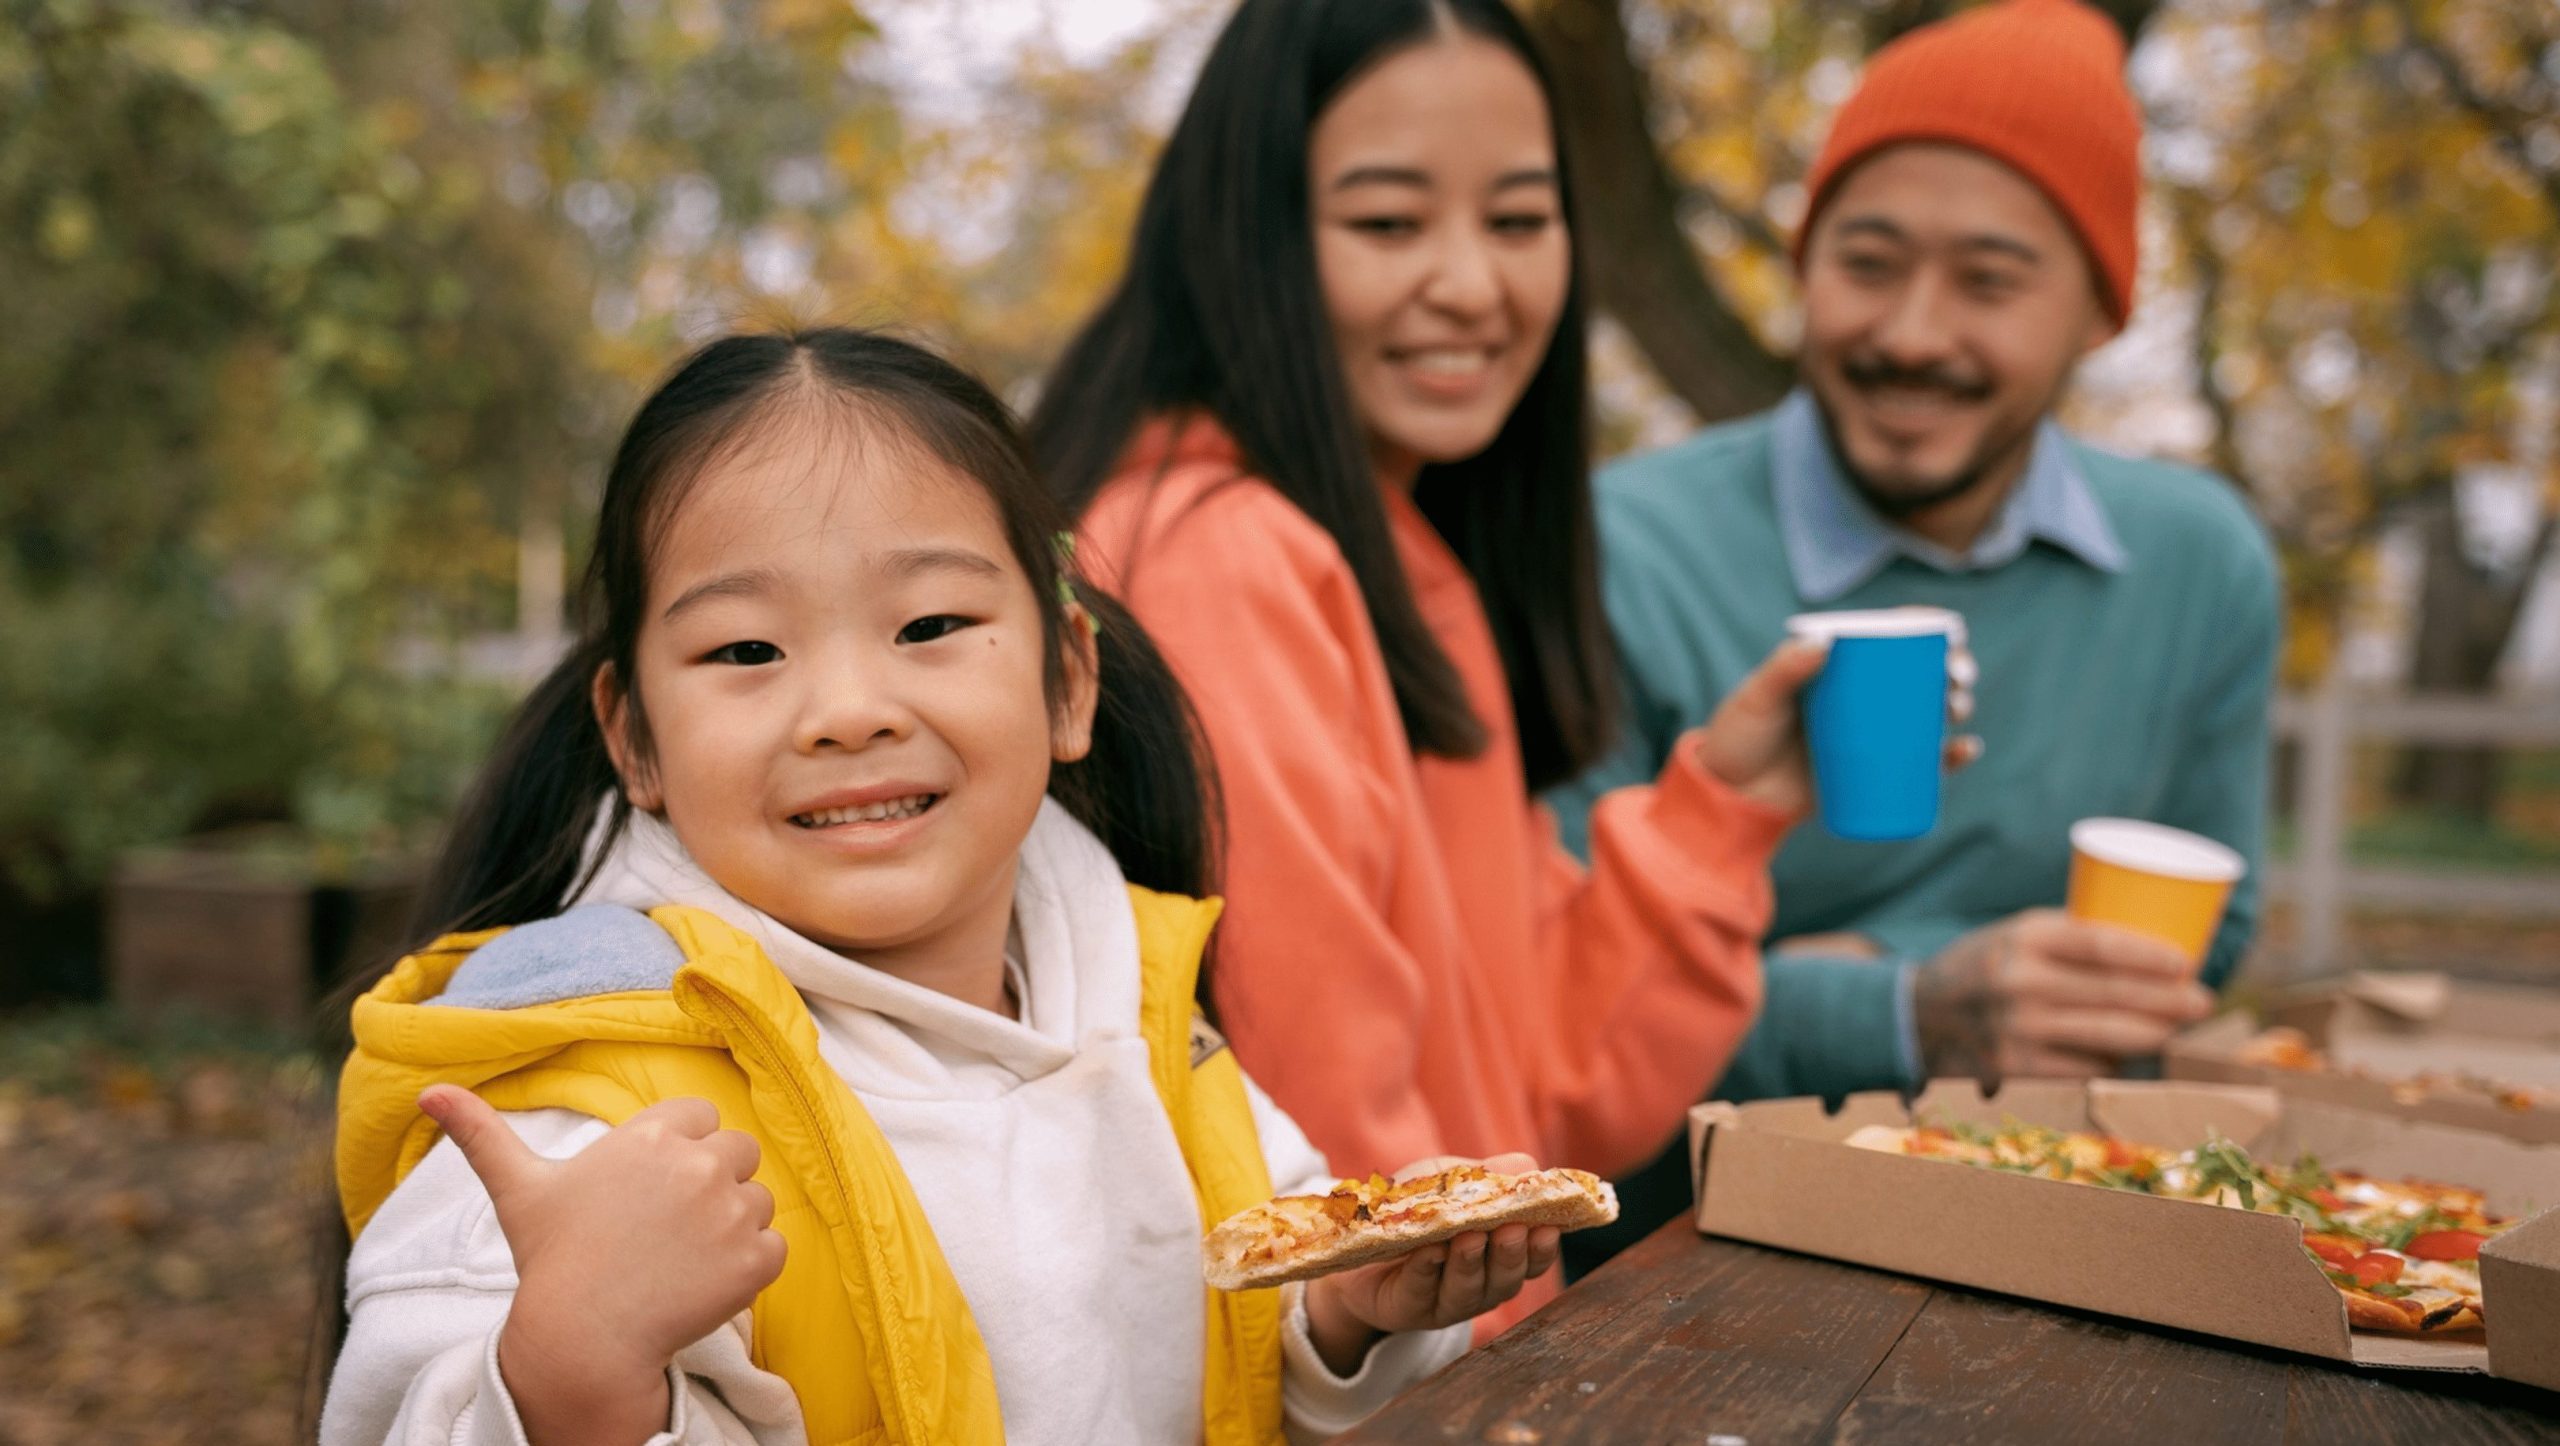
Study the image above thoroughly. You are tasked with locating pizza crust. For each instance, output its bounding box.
[2340,1289,2426,1331]
[1202,1167,1619,1291]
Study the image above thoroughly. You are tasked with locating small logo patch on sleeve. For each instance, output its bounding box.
[1189,1014,1229,1069]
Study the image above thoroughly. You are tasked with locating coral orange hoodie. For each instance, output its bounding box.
[1081,418,1787,1324]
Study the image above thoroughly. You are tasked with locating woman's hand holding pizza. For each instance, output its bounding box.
[1299,1152,1564,1376]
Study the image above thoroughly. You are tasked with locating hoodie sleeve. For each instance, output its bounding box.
[1094,471,1782,1182]
[1243,1075,1470,1442]
[320,1109,807,1446]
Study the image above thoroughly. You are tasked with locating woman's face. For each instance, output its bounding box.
[1308,33,1570,486]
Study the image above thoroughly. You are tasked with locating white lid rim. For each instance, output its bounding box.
[2069,817,2246,883]
[1785,606,1966,642]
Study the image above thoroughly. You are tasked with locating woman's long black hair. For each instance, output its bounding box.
[1029,0,1616,792]
[396,328,1221,959]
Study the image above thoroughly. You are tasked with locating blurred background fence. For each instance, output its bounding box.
[2268,681,2560,982]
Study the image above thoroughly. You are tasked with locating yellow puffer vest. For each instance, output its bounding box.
[336,887,1284,1446]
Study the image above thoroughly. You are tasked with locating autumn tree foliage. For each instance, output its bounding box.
[7,0,2553,964]
[2151,0,2558,814]
[0,0,1184,972]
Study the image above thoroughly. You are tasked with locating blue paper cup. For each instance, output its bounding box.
[1784,607,1965,842]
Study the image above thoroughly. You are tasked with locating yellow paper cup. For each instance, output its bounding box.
[2065,818,2245,970]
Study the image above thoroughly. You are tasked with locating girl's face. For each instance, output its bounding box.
[1309,33,1570,487]
[599,406,1096,984]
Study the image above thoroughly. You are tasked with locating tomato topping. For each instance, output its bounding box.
[2405,1230,2487,1262]
[2102,1138,2150,1170]
[2348,1251,2405,1287]
[2307,1188,2347,1211]
[2302,1234,2362,1268]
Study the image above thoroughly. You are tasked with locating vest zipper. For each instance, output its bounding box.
[678,979,930,1435]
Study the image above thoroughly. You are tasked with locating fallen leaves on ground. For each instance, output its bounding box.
[0,1013,329,1445]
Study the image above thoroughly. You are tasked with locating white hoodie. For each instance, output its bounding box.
[321,801,1468,1446]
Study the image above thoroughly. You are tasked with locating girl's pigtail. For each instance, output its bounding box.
[305,641,626,1415]
[1045,585,1225,1016]
[405,640,627,940]
[317,640,626,1042]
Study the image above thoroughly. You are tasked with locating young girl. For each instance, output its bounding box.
[321,330,1554,1446]
[1031,0,1822,1330]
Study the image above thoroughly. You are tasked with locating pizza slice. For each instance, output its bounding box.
[2236,1026,2546,1112]
[2236,1024,2328,1072]
[1202,1164,1619,1291]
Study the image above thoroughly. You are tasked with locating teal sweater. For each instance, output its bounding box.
[1548,408,2280,1103]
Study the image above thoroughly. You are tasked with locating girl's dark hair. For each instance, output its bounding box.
[1029,0,1616,791]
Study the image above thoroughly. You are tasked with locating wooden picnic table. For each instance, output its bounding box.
[1337,1219,2560,1445]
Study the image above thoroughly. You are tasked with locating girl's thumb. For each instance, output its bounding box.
[420,1085,542,1201]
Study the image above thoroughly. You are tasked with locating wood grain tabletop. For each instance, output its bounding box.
[1336,1219,2560,1445]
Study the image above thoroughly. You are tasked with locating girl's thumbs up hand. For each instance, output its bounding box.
[417,1086,785,1446]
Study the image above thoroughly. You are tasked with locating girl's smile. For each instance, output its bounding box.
[784,783,947,852]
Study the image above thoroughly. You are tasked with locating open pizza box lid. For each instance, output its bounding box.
[1685,1079,2560,1388]
[2167,972,2560,1145]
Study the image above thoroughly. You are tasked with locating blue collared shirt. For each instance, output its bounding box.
[1769,390,2132,1082]
[1770,389,2128,604]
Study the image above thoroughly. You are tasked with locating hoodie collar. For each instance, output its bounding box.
[570,798,1140,1085]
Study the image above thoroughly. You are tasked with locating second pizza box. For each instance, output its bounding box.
[2169,972,2560,1145]
[1684,1079,2560,1389]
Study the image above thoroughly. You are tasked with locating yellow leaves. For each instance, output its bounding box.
[829,121,871,180]
[2283,584,2347,685]
[1669,130,1768,204]
[8,1242,80,1295]
[2298,186,2410,297]
[759,0,876,52]
[146,24,226,83]
[2152,0,2559,651]
[35,194,95,263]
[96,1064,157,1113]
[145,1251,212,1303]
[457,58,521,120]
[370,96,427,148]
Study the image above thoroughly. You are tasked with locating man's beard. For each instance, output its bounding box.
[1840,447,2000,519]
[1817,354,2043,521]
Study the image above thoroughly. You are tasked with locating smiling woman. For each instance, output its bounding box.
[1032,0,1621,785]
[1032,0,1826,1335]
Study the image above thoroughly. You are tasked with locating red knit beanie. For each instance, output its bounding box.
[1794,0,2143,327]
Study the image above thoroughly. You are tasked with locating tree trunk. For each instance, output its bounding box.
[1527,0,1791,423]
[2389,489,2556,819]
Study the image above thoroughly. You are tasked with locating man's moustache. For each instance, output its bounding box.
[1842,363,1992,402]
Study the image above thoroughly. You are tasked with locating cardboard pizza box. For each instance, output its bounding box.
[1684,1079,2560,1388]
[2168,972,2560,1145]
